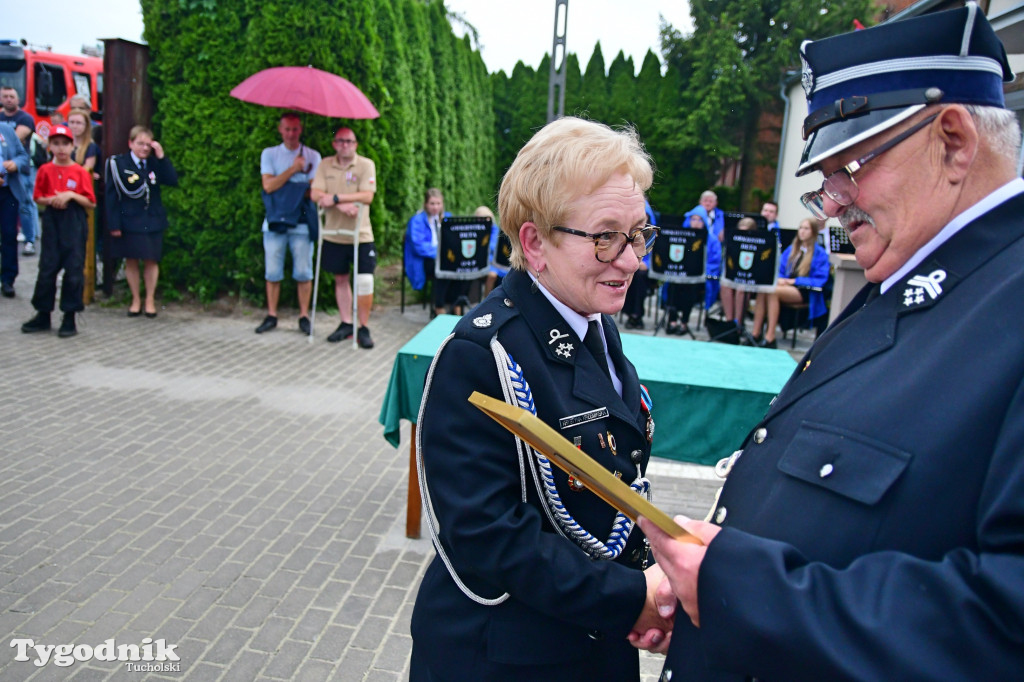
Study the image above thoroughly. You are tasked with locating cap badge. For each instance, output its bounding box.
[903,269,946,308]
[800,52,814,98]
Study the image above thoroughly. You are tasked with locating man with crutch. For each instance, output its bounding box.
[311,127,377,349]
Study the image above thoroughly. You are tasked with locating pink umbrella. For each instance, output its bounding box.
[230,66,380,119]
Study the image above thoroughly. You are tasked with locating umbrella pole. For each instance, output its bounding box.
[310,207,325,344]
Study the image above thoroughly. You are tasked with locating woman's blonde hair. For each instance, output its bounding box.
[497,117,653,270]
[787,218,823,278]
[68,108,92,166]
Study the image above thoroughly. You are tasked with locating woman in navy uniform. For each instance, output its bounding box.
[410,118,669,681]
[105,125,177,317]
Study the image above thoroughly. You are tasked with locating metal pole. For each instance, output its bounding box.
[547,0,569,123]
[309,208,325,343]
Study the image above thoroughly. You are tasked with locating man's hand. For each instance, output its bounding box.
[638,515,722,627]
[626,563,675,653]
[150,140,164,159]
[290,155,307,174]
[2,160,16,172]
[337,202,360,218]
[317,194,336,208]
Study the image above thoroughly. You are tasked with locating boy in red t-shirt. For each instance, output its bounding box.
[21,124,96,337]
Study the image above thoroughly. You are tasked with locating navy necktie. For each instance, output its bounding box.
[584,320,611,380]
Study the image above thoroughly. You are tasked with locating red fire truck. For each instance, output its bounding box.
[0,39,103,136]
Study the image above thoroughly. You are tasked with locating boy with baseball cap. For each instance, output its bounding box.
[21,124,96,337]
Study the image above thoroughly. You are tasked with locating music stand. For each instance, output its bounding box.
[827,224,855,254]
[436,216,492,313]
[490,230,512,277]
[715,213,777,345]
[648,220,706,339]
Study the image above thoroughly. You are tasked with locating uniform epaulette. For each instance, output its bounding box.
[452,295,519,345]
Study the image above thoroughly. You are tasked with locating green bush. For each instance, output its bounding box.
[143,0,496,305]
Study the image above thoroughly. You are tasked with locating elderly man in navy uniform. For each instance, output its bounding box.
[639,5,1024,680]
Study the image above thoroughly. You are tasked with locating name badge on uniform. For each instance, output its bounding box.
[558,407,609,430]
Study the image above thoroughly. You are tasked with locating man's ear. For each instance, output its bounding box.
[520,222,546,273]
[935,105,978,184]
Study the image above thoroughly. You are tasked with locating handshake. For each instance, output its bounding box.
[627,515,722,654]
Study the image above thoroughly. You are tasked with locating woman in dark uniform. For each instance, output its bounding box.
[105,125,177,317]
[410,117,669,682]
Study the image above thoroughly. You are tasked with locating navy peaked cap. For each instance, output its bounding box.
[797,2,1013,175]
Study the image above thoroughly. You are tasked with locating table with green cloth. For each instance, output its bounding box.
[379,315,797,536]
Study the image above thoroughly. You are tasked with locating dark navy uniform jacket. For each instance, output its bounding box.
[105,153,178,234]
[661,191,1024,681]
[411,268,654,682]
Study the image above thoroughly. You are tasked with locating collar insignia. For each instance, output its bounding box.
[902,269,946,308]
[555,342,574,359]
[472,313,492,328]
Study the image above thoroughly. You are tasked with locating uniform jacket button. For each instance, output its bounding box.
[587,629,604,640]
[503,298,514,307]
[660,669,673,682]
[631,449,643,464]
[753,427,767,444]
[819,462,834,478]
[714,506,727,524]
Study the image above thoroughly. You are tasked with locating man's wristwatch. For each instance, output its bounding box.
[333,194,340,205]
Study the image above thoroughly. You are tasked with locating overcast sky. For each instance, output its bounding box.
[9,0,694,75]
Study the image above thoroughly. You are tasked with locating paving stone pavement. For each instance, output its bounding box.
[0,255,810,681]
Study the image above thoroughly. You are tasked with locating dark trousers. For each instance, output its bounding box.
[623,269,649,318]
[0,186,18,285]
[31,205,87,313]
[665,282,703,323]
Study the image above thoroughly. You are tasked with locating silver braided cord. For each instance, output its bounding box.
[497,344,649,561]
[417,334,510,605]
[415,332,650,608]
[107,156,150,202]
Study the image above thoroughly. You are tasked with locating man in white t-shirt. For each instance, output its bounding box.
[255,113,321,335]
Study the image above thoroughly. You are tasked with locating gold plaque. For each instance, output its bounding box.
[468,392,700,543]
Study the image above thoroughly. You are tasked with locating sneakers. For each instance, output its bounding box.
[327,321,354,343]
[255,315,277,334]
[357,325,374,349]
[21,311,51,333]
[1,282,13,298]
[22,242,35,256]
[298,316,311,335]
[58,313,77,338]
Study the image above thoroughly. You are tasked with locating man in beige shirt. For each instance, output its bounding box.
[311,127,377,348]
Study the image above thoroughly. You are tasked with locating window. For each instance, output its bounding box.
[33,62,67,114]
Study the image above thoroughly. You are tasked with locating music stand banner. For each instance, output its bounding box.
[649,226,707,284]
[490,230,512,276]
[722,229,777,292]
[436,216,492,280]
